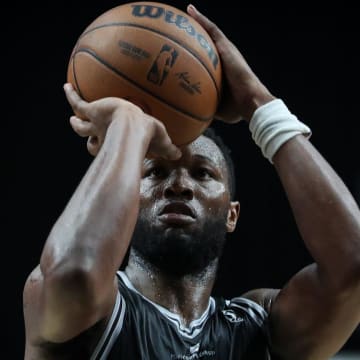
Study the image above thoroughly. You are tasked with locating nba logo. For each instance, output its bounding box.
[147,44,178,85]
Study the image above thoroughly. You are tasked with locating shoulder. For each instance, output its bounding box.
[240,288,281,314]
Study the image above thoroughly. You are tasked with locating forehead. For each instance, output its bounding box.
[182,135,226,169]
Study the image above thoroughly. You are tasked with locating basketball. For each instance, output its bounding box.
[66,1,222,146]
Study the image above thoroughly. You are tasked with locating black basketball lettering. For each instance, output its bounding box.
[131,3,164,18]
[130,4,219,70]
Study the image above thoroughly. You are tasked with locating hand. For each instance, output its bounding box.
[187,5,276,123]
[63,83,181,159]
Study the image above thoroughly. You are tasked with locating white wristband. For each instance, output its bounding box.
[249,99,312,163]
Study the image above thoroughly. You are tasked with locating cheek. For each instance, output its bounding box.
[209,182,228,198]
[140,179,160,199]
[204,181,229,201]
[201,183,230,215]
[139,181,162,216]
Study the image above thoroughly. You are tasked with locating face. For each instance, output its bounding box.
[131,135,240,276]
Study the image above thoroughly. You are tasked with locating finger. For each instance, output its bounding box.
[63,83,89,118]
[151,122,182,160]
[147,142,182,161]
[87,136,99,156]
[69,116,94,137]
[164,144,182,160]
[187,4,224,42]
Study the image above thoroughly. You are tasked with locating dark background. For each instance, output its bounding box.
[5,0,359,358]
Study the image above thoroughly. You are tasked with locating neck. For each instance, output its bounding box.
[124,249,218,326]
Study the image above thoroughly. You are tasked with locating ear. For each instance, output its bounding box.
[226,201,240,233]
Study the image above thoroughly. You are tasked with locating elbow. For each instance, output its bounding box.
[42,261,97,300]
[349,260,360,292]
[341,249,360,292]
[40,232,99,281]
[40,249,99,301]
[326,257,360,297]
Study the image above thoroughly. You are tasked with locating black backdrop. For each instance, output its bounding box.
[5,1,359,358]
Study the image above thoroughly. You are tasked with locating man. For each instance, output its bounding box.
[23,4,360,359]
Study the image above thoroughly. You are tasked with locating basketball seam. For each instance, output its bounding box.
[79,22,221,101]
[74,48,213,122]
[71,52,84,99]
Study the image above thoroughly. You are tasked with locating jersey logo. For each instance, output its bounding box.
[190,342,200,354]
[222,309,245,323]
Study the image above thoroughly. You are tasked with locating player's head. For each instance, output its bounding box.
[130,127,240,276]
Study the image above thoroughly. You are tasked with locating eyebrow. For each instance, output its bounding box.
[144,154,219,168]
[192,154,218,167]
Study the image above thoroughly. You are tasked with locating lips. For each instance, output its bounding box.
[158,202,196,226]
[159,202,196,218]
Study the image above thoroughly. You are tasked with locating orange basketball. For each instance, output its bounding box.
[66,1,222,146]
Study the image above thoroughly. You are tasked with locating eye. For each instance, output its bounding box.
[193,167,213,180]
[144,166,168,179]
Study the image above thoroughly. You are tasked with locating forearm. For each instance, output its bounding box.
[273,134,360,289]
[40,118,150,284]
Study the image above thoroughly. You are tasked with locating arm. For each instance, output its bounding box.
[188,5,360,360]
[243,136,360,359]
[268,135,360,359]
[23,85,180,347]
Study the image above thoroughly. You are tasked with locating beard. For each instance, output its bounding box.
[130,210,228,277]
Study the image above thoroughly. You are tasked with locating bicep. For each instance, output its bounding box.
[269,263,360,360]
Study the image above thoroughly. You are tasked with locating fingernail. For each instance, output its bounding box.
[174,148,182,159]
[188,4,197,13]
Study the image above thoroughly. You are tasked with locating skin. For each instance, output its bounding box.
[23,4,360,360]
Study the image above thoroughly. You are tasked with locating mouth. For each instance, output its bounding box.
[158,202,196,226]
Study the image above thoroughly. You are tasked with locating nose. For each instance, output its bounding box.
[164,169,194,200]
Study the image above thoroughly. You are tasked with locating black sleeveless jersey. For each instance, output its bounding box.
[90,271,272,359]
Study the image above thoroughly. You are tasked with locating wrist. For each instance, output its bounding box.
[249,99,312,163]
[241,86,276,122]
[106,114,153,156]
